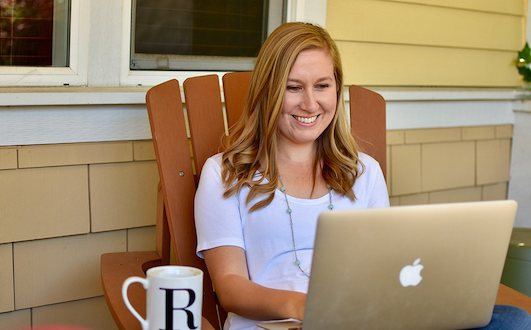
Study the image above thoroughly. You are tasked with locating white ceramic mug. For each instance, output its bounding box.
[122,265,203,330]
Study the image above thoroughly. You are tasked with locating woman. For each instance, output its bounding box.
[195,22,389,329]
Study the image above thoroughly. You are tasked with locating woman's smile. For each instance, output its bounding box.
[292,114,320,125]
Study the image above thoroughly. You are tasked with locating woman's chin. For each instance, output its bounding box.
[287,135,321,146]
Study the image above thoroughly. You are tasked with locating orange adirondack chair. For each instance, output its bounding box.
[101,73,528,330]
[100,73,386,329]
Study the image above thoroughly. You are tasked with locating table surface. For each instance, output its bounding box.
[496,284,531,312]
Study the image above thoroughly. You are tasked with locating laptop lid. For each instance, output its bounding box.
[303,200,517,330]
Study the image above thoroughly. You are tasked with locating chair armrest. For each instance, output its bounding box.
[101,251,161,330]
[497,284,531,313]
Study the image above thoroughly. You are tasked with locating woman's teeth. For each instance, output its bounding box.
[293,115,318,124]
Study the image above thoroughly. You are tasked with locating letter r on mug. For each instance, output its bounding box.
[160,287,198,330]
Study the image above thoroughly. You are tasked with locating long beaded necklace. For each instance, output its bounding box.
[278,176,334,277]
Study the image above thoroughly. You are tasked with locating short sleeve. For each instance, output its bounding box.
[194,155,245,258]
[360,153,390,208]
[368,164,390,208]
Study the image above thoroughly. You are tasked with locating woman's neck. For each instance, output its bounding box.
[276,140,317,166]
[275,141,328,199]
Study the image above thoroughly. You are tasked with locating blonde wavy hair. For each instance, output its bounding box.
[221,22,363,211]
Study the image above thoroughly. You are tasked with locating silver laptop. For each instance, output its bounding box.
[260,200,517,330]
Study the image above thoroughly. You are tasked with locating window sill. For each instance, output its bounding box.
[1,86,528,107]
[0,86,149,106]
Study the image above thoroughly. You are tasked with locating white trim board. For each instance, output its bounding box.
[509,110,531,228]
[0,98,520,146]
[0,105,150,146]
[383,100,515,130]
[0,86,524,106]
[0,89,148,106]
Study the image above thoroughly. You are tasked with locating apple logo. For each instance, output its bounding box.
[399,258,423,287]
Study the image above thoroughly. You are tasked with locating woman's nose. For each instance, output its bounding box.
[301,90,318,112]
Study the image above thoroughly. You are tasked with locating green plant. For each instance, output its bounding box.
[516,42,531,82]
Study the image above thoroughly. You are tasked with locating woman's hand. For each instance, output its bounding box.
[285,291,307,320]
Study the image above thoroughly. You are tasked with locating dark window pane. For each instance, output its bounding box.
[0,1,13,17]
[0,0,70,67]
[1,39,12,56]
[131,0,282,70]
[134,0,267,57]
[13,18,53,38]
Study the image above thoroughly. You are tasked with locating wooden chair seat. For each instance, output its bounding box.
[497,284,531,312]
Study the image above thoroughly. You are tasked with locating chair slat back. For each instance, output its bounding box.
[145,79,219,328]
[348,85,387,177]
[222,71,252,129]
[155,182,170,263]
[184,74,226,178]
[183,74,235,328]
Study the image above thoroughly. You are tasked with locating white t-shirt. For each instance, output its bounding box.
[195,152,389,330]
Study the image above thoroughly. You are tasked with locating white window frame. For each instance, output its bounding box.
[120,0,327,86]
[0,0,89,87]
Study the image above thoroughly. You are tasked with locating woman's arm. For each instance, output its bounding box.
[204,246,306,321]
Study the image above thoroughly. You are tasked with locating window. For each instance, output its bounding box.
[0,0,87,87]
[130,0,285,71]
[0,0,70,67]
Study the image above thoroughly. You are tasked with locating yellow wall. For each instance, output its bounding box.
[327,0,526,86]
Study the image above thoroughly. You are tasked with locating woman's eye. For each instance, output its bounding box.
[286,85,301,92]
[316,84,330,89]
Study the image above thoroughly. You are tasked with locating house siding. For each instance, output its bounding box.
[327,0,526,86]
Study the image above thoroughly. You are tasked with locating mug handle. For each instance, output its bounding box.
[122,276,149,330]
